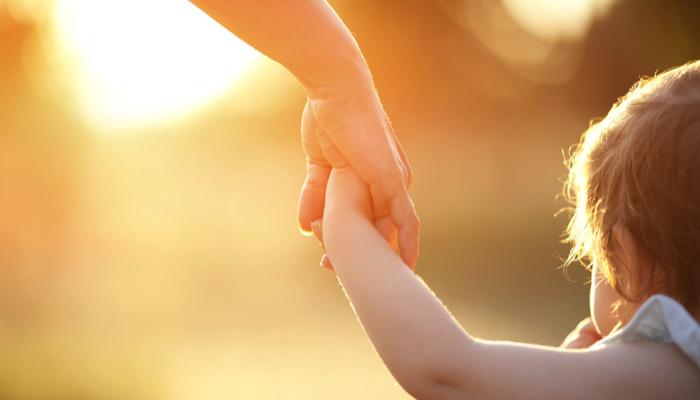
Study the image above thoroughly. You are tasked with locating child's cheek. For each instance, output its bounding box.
[590,264,622,337]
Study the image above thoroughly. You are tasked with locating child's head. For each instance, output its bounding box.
[564,61,700,331]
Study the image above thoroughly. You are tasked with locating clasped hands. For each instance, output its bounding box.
[297,84,420,269]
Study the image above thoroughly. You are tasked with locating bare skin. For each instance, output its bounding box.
[315,167,700,400]
[191,0,420,267]
[560,317,602,349]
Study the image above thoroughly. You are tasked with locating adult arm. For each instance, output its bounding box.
[191,0,366,89]
[191,0,420,267]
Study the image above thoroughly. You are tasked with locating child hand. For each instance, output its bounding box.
[560,317,602,349]
[311,167,401,270]
[325,167,373,217]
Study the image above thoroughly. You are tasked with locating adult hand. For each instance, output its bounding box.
[297,84,419,268]
[189,0,420,267]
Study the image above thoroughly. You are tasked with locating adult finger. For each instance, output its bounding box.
[384,117,413,188]
[307,94,401,195]
[298,161,331,234]
[311,220,334,270]
[374,215,398,252]
[299,101,331,234]
[315,125,349,169]
[369,172,420,269]
[391,189,421,269]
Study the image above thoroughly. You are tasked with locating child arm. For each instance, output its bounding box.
[322,169,473,397]
[322,167,700,400]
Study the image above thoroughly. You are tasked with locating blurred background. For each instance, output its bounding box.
[1,0,699,398]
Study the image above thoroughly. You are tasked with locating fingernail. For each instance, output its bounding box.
[310,220,320,231]
[310,220,322,238]
[298,221,313,237]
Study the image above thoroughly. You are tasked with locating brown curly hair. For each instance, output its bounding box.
[564,61,700,315]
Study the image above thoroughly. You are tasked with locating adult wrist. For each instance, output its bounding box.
[301,50,374,100]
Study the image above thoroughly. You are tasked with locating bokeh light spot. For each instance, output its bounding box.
[52,0,261,131]
[501,0,615,40]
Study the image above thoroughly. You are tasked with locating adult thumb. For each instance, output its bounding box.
[297,161,331,234]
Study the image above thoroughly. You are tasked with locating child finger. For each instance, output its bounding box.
[310,219,324,246]
[321,253,334,270]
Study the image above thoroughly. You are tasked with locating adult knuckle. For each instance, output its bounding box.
[401,162,413,187]
[405,213,421,232]
[383,171,405,194]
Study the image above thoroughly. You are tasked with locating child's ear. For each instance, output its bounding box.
[612,225,664,297]
[611,226,632,292]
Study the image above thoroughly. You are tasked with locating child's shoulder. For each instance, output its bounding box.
[593,294,700,369]
[583,294,700,398]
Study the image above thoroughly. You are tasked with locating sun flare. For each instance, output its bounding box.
[51,0,260,131]
[501,0,615,40]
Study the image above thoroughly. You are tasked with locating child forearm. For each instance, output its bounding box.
[191,0,371,93]
[319,169,700,399]
[323,207,474,397]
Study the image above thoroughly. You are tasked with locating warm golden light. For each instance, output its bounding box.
[501,0,615,40]
[4,1,691,398]
[51,0,260,130]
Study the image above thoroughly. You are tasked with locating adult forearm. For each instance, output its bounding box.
[191,0,372,93]
[324,209,473,396]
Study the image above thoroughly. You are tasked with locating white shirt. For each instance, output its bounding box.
[592,294,700,369]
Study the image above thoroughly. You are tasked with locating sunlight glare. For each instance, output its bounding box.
[52,0,261,131]
[501,0,615,40]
